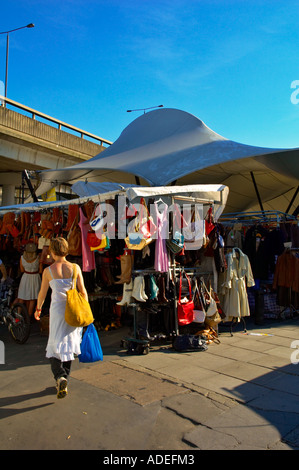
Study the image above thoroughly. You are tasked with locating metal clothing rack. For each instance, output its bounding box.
[220,210,298,227]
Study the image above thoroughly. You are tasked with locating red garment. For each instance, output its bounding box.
[273,250,299,293]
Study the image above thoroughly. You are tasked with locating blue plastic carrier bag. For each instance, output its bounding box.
[79,323,103,363]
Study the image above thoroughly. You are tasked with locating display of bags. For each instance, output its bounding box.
[177,271,194,325]
[79,323,103,363]
[65,264,94,327]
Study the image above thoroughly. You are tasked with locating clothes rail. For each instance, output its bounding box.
[220,210,297,226]
[172,195,216,204]
[132,269,158,275]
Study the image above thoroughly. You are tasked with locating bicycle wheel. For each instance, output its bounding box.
[8,302,31,344]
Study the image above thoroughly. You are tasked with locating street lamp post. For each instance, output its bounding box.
[0,23,34,99]
[127,105,164,114]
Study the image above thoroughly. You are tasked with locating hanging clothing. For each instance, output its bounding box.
[18,256,41,301]
[225,229,243,249]
[273,248,299,308]
[273,250,299,293]
[154,201,169,272]
[219,248,255,321]
[78,207,95,272]
[243,225,269,280]
[46,265,82,362]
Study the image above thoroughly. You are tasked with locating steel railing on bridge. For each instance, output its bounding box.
[0,95,112,147]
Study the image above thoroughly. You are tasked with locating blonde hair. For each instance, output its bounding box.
[49,237,69,257]
[23,251,37,262]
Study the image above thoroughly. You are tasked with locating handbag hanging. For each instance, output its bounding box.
[125,213,153,250]
[65,264,94,327]
[40,246,54,265]
[192,279,206,324]
[204,310,222,328]
[90,210,106,233]
[90,233,110,252]
[86,231,101,248]
[177,271,194,326]
[205,206,215,236]
[201,280,218,317]
[67,212,82,256]
[79,323,103,363]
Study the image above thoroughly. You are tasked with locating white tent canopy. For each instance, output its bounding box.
[71,181,135,198]
[34,108,299,214]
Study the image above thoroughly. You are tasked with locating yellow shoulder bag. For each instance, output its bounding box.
[65,264,94,327]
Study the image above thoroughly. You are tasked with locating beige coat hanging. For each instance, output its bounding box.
[219,248,255,322]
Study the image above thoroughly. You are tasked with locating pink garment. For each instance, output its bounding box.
[154,201,169,272]
[78,207,95,272]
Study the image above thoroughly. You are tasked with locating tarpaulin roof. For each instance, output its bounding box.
[34,108,299,214]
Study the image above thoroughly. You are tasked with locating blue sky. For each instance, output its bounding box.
[1,0,299,149]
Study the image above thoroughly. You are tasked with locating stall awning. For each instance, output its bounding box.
[0,184,228,220]
[32,108,299,214]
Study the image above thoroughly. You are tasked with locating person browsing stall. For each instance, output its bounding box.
[17,242,42,317]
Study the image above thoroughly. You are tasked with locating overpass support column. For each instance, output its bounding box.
[2,184,15,206]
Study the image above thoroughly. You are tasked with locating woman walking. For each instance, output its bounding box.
[34,237,88,399]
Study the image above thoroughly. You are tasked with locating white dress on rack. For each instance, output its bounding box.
[18,256,41,301]
[46,265,82,362]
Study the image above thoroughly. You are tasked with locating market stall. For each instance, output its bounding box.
[0,183,243,351]
[1,181,297,353]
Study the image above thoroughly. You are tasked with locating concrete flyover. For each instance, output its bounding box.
[0,96,112,205]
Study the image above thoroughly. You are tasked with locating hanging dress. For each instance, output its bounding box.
[154,201,169,272]
[78,207,95,272]
[18,256,41,301]
[46,265,82,362]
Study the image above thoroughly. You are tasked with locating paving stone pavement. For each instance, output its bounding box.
[1,315,299,451]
